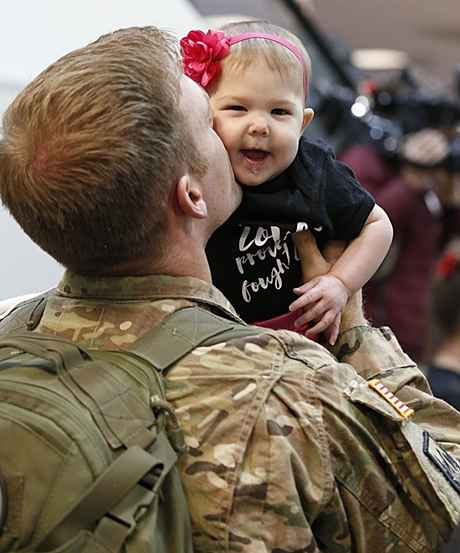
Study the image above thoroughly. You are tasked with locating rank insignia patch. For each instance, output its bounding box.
[368,378,415,418]
[423,431,460,494]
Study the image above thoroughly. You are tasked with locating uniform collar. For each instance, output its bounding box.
[57,271,242,322]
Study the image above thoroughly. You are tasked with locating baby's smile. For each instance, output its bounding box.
[239,148,271,175]
[241,148,270,161]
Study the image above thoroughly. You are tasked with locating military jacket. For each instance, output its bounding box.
[29,272,460,552]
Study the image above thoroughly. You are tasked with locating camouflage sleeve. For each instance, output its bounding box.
[331,325,460,450]
[331,325,418,382]
[329,324,460,541]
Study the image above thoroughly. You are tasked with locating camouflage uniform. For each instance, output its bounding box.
[34,271,460,552]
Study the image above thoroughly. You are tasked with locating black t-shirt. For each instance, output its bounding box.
[206,137,375,322]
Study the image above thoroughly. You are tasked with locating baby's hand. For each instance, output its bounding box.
[289,274,350,344]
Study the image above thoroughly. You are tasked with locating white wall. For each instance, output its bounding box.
[0,0,204,299]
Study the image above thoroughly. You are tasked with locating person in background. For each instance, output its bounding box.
[426,238,460,410]
[342,128,460,361]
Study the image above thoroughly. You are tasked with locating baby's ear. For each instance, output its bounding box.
[302,108,314,131]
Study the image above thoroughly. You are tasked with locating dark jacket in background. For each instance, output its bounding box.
[341,144,460,361]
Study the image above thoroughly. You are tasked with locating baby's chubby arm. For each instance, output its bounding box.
[328,204,393,293]
[290,204,393,343]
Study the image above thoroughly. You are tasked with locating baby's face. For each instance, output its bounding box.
[210,60,313,186]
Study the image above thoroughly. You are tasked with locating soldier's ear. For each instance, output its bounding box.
[176,175,208,219]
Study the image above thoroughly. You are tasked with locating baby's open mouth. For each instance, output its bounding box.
[241,149,270,161]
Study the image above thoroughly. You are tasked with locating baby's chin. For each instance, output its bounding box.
[236,178,266,187]
[236,169,283,187]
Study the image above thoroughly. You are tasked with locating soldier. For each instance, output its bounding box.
[1,26,460,552]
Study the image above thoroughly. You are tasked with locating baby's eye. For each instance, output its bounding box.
[224,105,247,112]
[272,108,290,116]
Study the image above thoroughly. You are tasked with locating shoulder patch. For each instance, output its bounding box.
[423,431,460,495]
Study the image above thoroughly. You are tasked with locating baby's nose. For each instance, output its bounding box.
[248,116,269,136]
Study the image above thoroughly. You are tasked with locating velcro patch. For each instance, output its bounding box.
[423,431,460,494]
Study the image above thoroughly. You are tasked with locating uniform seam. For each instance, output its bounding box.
[272,334,334,509]
[310,373,336,510]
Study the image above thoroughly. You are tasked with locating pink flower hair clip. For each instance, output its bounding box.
[180,30,230,88]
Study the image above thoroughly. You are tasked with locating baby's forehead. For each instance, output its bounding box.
[225,50,303,75]
[227,46,311,94]
[217,55,306,101]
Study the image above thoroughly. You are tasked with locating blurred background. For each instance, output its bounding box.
[2,0,460,419]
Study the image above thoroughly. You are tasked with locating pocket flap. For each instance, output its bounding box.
[345,377,407,422]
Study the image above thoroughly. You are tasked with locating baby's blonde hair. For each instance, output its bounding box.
[210,20,311,102]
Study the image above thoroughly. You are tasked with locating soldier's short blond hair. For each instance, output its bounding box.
[209,20,312,101]
[0,26,206,273]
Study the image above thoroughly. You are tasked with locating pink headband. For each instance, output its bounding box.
[180,29,309,94]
